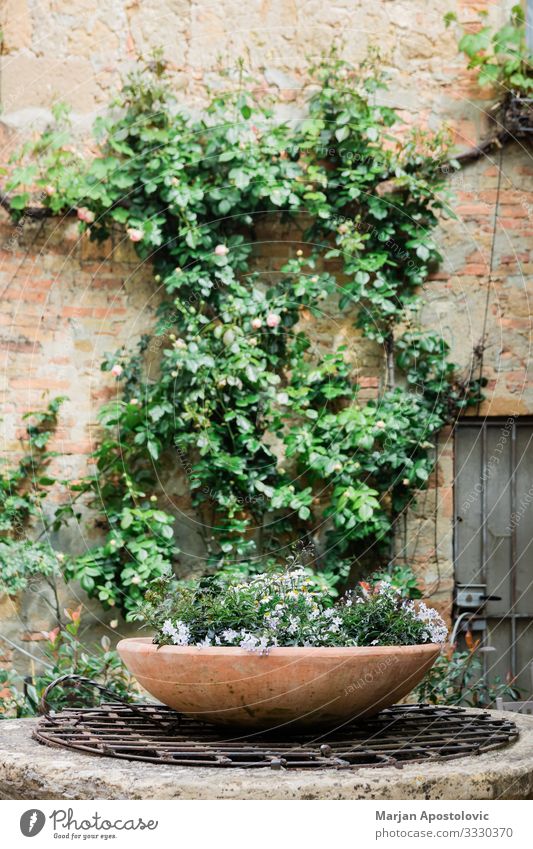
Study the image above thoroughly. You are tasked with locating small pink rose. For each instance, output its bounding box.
[111,364,123,377]
[266,313,281,328]
[44,184,56,197]
[127,227,143,242]
[77,207,95,224]
[214,244,229,256]
[251,318,262,330]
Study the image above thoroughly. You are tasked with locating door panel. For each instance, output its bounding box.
[484,425,512,616]
[454,426,483,586]
[455,420,533,696]
[515,426,533,616]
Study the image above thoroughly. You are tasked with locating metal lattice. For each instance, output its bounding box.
[33,702,518,770]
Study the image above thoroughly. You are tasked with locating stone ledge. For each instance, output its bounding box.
[0,711,532,800]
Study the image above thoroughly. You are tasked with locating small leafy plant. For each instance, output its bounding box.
[415,642,520,708]
[138,559,448,652]
[447,5,533,94]
[0,396,65,539]
[0,397,68,617]
[0,607,135,718]
[0,539,60,596]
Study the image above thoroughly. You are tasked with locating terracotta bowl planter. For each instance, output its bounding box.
[118,637,440,730]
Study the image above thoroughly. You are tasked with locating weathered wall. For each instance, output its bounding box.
[1,0,532,666]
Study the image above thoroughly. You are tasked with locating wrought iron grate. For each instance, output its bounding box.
[33,703,519,770]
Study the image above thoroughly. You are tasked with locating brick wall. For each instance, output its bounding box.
[1,0,531,658]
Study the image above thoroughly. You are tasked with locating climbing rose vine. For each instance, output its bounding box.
[4,51,483,617]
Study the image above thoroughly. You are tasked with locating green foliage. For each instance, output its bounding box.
[139,562,448,649]
[415,645,520,708]
[0,398,67,604]
[371,563,423,599]
[0,608,135,718]
[447,5,533,94]
[0,397,65,538]
[3,51,482,617]
[0,539,60,595]
[64,505,179,615]
[5,104,84,216]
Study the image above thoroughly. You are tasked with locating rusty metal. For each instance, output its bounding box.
[33,700,518,771]
[501,95,533,137]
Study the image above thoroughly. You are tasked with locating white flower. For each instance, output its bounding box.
[239,632,259,652]
[221,628,239,643]
[328,616,342,634]
[414,602,448,643]
[196,636,212,648]
[257,636,270,655]
[288,616,299,634]
[161,619,190,646]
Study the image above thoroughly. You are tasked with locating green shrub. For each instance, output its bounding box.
[0,539,60,596]
[415,645,520,708]
[447,4,533,94]
[0,608,135,718]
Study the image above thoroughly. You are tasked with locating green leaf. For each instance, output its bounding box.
[9,194,30,210]
[147,440,160,460]
[478,63,500,87]
[358,502,374,521]
[335,125,350,143]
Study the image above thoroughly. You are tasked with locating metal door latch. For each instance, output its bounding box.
[455,584,502,609]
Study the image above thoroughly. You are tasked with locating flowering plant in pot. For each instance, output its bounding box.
[118,562,447,729]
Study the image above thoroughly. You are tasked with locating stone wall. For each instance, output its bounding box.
[1,0,532,667]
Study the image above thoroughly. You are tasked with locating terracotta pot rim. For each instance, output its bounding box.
[118,636,440,656]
